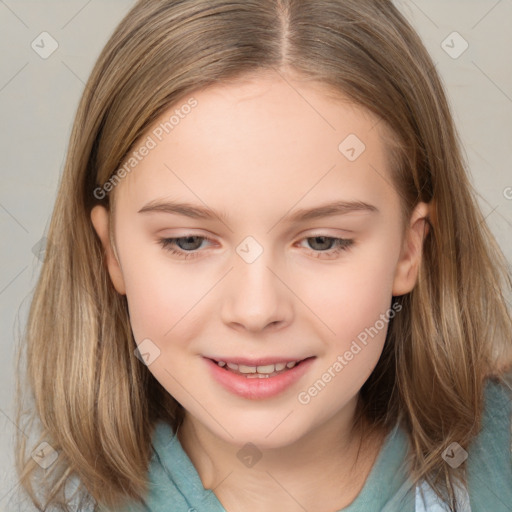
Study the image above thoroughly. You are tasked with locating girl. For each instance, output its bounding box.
[15,0,512,511]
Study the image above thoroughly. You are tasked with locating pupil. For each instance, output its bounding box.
[310,236,332,251]
[179,236,202,250]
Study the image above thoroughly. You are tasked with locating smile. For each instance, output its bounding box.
[204,356,316,399]
[212,359,303,378]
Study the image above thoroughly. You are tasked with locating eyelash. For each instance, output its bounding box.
[158,235,354,260]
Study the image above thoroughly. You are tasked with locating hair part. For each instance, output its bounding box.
[16,0,512,510]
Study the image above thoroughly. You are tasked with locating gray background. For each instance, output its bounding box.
[1,1,511,509]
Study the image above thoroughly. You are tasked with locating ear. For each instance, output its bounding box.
[392,202,431,296]
[90,205,126,295]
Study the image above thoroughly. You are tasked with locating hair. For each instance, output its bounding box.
[15,0,512,510]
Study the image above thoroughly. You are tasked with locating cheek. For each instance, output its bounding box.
[303,237,400,343]
[116,231,206,346]
[298,256,399,409]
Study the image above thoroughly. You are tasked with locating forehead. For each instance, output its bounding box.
[112,73,400,222]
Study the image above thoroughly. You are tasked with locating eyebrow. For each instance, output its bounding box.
[137,199,379,223]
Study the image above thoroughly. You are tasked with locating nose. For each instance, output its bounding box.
[220,246,293,333]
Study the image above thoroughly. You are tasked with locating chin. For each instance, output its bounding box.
[209,416,311,450]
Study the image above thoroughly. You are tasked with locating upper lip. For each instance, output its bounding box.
[205,356,314,366]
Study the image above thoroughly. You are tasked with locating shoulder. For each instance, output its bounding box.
[415,377,512,512]
[476,376,512,450]
[465,377,512,509]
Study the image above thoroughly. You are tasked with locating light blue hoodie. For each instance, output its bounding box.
[116,378,512,512]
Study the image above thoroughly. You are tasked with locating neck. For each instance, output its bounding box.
[177,400,386,512]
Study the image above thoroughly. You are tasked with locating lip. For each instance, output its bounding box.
[205,356,310,366]
[204,356,316,400]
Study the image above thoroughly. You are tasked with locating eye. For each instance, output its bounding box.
[158,235,215,260]
[297,235,354,259]
[158,234,354,260]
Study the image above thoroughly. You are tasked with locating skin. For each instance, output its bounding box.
[91,70,430,511]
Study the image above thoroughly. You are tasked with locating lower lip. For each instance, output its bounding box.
[204,357,315,400]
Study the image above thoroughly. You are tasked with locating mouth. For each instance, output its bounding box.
[204,355,316,400]
[206,357,314,379]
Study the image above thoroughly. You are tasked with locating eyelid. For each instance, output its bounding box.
[157,233,354,260]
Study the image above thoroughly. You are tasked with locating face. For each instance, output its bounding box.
[92,72,428,449]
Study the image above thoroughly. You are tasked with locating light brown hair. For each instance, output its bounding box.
[16,0,512,510]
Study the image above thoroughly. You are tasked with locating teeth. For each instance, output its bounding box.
[238,364,257,374]
[256,364,275,373]
[216,359,301,374]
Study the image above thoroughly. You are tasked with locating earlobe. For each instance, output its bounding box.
[392,202,431,296]
[90,205,126,295]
